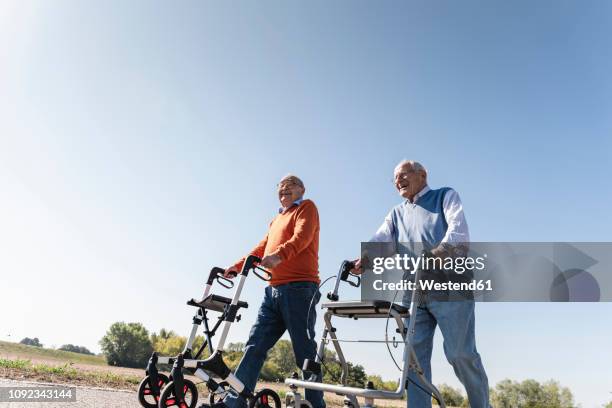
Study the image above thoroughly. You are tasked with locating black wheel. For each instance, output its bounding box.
[138,373,170,408]
[158,379,198,408]
[248,389,282,408]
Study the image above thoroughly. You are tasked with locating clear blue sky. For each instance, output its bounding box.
[1,1,611,407]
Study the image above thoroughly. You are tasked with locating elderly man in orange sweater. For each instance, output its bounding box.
[219,174,325,408]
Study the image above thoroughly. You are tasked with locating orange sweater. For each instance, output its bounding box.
[232,199,320,286]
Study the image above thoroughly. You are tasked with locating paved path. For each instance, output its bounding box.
[0,378,138,408]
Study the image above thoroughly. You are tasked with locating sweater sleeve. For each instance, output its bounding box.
[273,201,319,262]
[232,232,268,271]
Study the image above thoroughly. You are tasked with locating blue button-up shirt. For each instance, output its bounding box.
[278,198,304,214]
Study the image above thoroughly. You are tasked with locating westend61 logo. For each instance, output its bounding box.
[361,242,612,302]
[371,253,487,275]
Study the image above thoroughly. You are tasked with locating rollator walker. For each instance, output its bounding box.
[284,260,446,408]
[137,255,281,408]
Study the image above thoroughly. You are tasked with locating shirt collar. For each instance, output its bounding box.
[404,185,430,205]
[279,198,304,213]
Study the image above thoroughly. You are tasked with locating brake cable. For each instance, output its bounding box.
[305,274,343,384]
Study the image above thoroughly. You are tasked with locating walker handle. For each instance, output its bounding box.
[206,267,235,289]
[340,261,361,288]
[327,260,359,301]
[206,267,225,285]
[253,265,272,282]
[216,274,235,289]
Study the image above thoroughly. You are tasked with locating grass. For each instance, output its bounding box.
[0,340,107,366]
[0,358,30,369]
[0,357,141,389]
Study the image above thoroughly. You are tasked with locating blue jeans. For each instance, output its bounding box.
[224,282,325,408]
[404,298,491,408]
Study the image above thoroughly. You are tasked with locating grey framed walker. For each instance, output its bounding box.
[285,260,446,408]
[139,255,283,408]
[137,265,239,408]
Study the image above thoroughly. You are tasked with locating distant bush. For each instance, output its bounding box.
[265,340,296,381]
[414,379,577,408]
[490,379,574,408]
[150,328,176,347]
[367,375,397,391]
[152,333,186,357]
[435,384,466,407]
[58,344,93,355]
[320,348,367,387]
[99,322,153,368]
[20,337,43,347]
[150,328,209,358]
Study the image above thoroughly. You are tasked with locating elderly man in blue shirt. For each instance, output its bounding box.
[353,160,491,408]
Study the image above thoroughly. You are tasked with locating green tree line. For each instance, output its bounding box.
[19,338,92,355]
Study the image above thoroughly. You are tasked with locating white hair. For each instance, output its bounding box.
[279,174,305,188]
[394,160,427,177]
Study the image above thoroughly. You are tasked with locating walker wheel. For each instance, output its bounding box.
[137,373,169,408]
[284,393,295,408]
[208,382,230,405]
[158,379,198,408]
[249,389,281,408]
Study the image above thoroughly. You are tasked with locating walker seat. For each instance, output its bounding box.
[187,294,248,313]
[321,300,409,318]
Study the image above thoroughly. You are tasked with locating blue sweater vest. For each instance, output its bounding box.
[389,187,451,253]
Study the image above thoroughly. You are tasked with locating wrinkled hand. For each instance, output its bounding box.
[260,254,281,269]
[224,265,239,279]
[351,258,363,275]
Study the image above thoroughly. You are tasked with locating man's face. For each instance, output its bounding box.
[394,163,427,199]
[277,178,305,208]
